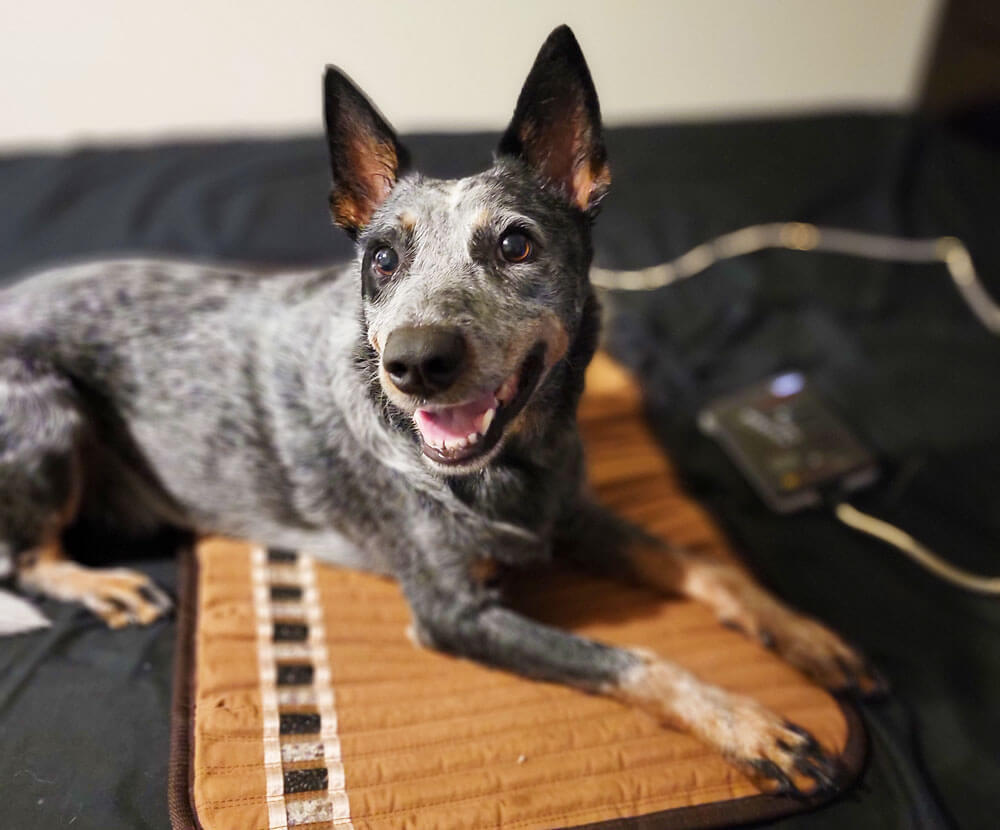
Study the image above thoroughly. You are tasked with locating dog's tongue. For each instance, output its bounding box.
[414,389,496,445]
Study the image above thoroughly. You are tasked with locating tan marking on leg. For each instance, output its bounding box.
[683,559,880,693]
[18,539,172,629]
[626,541,881,694]
[607,651,838,794]
[621,538,687,594]
[14,450,83,572]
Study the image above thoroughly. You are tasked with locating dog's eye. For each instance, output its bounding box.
[372,246,400,277]
[499,231,532,263]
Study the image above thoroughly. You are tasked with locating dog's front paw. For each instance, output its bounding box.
[757,614,886,698]
[615,657,843,796]
[694,690,843,796]
[700,565,886,697]
[23,562,172,628]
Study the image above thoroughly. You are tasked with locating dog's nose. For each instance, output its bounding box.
[382,326,468,397]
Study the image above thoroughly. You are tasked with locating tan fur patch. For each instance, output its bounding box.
[623,542,776,631]
[18,539,172,629]
[571,159,611,213]
[469,556,500,587]
[17,537,65,569]
[538,310,569,368]
[473,207,492,231]
[631,550,880,695]
[501,310,570,440]
[621,539,687,595]
[398,210,417,233]
[331,137,400,231]
[609,653,834,793]
[518,97,610,212]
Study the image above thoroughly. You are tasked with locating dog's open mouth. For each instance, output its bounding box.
[413,345,546,467]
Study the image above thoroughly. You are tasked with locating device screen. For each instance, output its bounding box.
[697,372,878,513]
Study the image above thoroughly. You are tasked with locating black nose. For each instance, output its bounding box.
[382,326,468,397]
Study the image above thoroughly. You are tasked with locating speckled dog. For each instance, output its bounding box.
[0,27,880,794]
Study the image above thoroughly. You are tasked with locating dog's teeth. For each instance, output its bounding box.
[466,432,479,444]
[497,375,517,404]
[479,407,495,434]
[444,436,467,451]
[423,433,446,450]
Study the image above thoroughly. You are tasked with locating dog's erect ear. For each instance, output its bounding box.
[498,26,610,216]
[324,67,410,237]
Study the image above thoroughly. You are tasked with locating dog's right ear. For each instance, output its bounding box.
[324,67,410,238]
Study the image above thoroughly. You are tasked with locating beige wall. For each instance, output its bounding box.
[0,0,942,150]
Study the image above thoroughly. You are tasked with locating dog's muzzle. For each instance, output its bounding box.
[410,343,547,468]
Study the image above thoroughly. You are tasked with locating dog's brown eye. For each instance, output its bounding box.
[372,246,399,277]
[499,231,532,263]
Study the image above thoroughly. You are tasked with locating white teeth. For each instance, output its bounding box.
[497,375,518,404]
[479,407,496,435]
[497,375,517,403]
[417,401,500,457]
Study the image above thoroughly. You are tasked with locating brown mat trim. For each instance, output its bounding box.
[168,547,203,830]
[168,543,867,830]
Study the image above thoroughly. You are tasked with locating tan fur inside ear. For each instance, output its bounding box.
[330,134,400,230]
[571,155,611,213]
[518,93,610,213]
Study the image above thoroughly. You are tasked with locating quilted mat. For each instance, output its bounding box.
[168,354,864,830]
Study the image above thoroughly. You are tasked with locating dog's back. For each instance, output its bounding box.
[0,258,368,535]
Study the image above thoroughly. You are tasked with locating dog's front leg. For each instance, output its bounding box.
[555,500,884,696]
[400,564,840,795]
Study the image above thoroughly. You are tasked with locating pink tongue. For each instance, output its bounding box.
[414,389,495,445]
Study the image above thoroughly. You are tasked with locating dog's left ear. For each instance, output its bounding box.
[498,25,610,216]
[324,67,410,237]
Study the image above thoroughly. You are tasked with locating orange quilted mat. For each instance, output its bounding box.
[169,354,863,830]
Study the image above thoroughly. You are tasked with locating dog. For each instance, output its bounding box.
[0,26,880,794]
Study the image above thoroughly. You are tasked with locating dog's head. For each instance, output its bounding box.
[324,25,609,475]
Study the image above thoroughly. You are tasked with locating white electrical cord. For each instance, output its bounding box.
[834,503,1000,595]
[592,222,1000,594]
[590,222,1000,336]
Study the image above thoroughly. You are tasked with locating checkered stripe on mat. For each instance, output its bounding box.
[251,547,353,829]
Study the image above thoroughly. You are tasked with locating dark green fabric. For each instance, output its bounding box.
[1,113,997,828]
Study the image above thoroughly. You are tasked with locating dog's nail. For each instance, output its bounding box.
[794,756,839,793]
[783,721,820,752]
[748,759,795,796]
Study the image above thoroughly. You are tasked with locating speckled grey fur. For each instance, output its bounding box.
[0,27,642,689]
[0,30,861,793]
